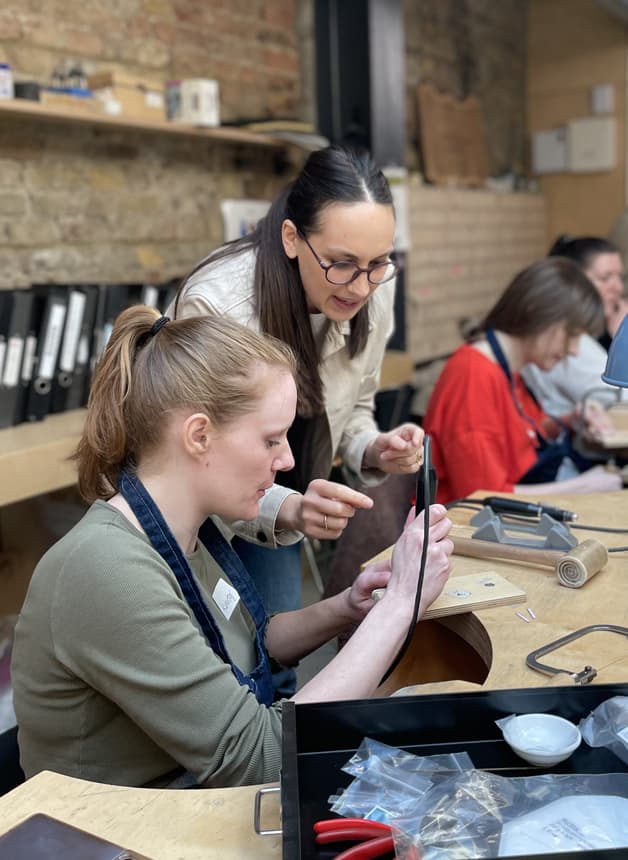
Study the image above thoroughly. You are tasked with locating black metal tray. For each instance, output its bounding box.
[281,683,628,860]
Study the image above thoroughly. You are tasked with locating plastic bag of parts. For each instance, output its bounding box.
[343,737,473,778]
[0,615,17,733]
[579,696,628,766]
[390,770,628,860]
[329,738,474,823]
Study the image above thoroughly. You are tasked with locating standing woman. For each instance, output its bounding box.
[522,235,628,417]
[172,145,423,684]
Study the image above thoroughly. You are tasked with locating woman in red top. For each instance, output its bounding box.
[423,258,624,504]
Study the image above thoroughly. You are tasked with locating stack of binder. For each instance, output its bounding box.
[0,279,180,429]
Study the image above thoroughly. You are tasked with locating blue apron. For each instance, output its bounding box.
[485,328,574,484]
[119,467,275,706]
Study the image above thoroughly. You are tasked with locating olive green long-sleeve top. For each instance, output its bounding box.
[11,501,283,787]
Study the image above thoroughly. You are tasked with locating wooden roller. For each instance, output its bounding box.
[452,536,608,588]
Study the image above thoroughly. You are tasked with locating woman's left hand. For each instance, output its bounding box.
[363,423,424,474]
[345,560,393,620]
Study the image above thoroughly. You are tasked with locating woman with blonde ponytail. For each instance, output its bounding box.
[12,305,452,789]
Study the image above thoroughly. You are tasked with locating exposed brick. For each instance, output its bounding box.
[0,159,24,187]
[0,191,28,216]
[405,186,547,362]
[263,0,296,30]
[262,47,298,75]
[0,12,22,40]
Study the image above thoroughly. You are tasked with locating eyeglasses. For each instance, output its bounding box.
[299,233,400,286]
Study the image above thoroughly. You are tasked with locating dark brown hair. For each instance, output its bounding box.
[548,234,619,270]
[175,144,394,417]
[484,257,604,338]
[75,307,296,502]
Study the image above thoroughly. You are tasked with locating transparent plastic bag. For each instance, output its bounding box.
[329,775,420,823]
[391,771,628,860]
[579,696,628,766]
[343,737,474,778]
[329,737,474,824]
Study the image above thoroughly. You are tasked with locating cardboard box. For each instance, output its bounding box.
[87,71,165,122]
[40,88,104,116]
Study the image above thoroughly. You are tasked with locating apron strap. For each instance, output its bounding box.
[119,468,274,705]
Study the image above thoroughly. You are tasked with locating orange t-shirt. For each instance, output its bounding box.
[423,345,547,504]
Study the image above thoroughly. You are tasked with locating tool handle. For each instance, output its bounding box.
[452,535,563,568]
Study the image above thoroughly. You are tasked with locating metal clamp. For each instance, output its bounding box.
[253,785,282,836]
[526,624,628,684]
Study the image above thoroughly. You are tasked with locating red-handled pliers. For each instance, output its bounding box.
[314,818,421,860]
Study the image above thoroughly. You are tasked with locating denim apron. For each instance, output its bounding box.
[119,468,274,706]
[485,328,573,484]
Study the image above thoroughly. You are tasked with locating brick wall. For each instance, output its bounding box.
[406,184,547,362]
[0,0,534,358]
[405,0,526,176]
[0,0,301,287]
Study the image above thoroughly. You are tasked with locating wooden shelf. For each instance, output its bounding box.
[0,409,85,507]
[0,98,283,148]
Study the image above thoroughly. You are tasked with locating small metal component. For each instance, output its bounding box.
[526,624,628,684]
[516,611,531,623]
[527,607,536,619]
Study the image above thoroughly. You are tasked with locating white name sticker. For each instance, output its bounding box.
[212,578,240,621]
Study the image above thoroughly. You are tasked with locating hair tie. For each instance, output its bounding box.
[150,316,170,337]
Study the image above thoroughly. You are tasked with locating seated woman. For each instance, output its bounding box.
[423,258,624,504]
[11,308,453,789]
[522,235,628,417]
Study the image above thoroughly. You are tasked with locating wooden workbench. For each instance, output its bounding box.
[378,490,628,696]
[0,490,626,858]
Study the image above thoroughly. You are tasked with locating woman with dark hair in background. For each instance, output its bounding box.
[423,257,624,504]
[12,308,452,788]
[172,144,424,694]
[522,235,628,419]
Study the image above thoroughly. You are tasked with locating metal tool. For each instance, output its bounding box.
[451,536,609,588]
[313,818,414,860]
[526,624,628,684]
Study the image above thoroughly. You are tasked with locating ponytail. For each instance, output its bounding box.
[75,305,296,502]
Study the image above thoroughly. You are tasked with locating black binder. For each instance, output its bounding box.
[0,289,34,428]
[65,284,99,410]
[141,283,160,308]
[51,286,87,414]
[24,286,68,422]
[0,291,13,424]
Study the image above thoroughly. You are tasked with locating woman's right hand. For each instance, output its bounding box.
[386,504,453,616]
[276,479,374,539]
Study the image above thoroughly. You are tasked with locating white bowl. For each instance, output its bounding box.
[500,713,582,766]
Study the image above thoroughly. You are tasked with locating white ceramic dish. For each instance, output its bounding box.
[500,713,582,766]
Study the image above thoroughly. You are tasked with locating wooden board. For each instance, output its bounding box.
[373,570,526,619]
[423,571,526,618]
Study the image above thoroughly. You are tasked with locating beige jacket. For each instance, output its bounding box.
[171,248,395,544]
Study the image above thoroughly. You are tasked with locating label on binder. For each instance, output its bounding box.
[38,303,67,379]
[59,291,86,373]
[20,335,37,382]
[3,335,24,387]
